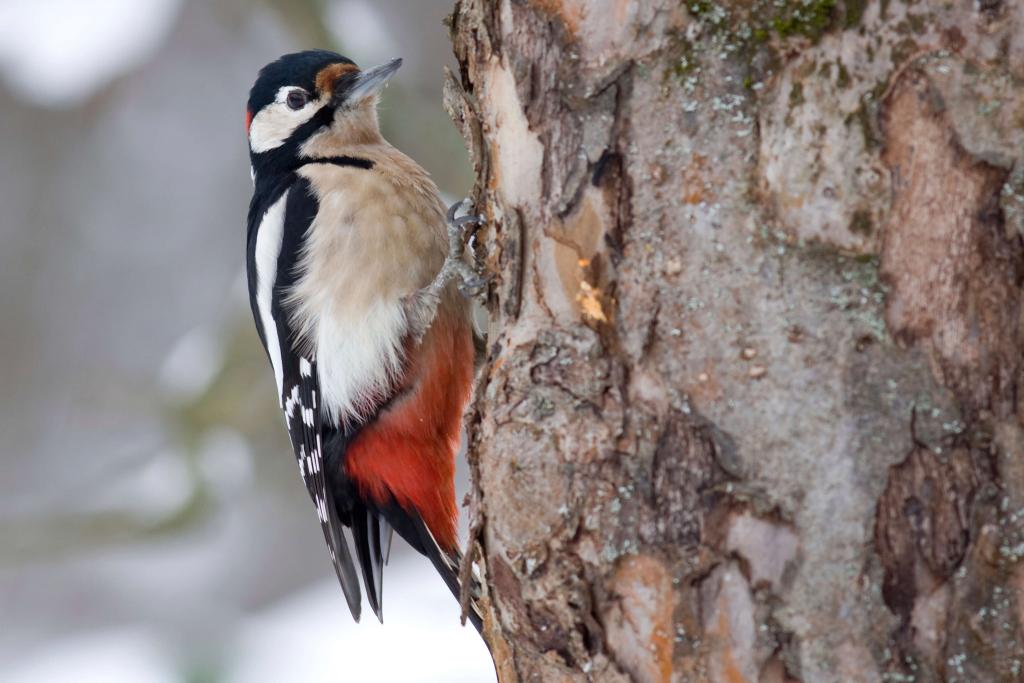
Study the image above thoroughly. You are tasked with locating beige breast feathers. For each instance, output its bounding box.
[286,151,450,426]
[293,161,445,313]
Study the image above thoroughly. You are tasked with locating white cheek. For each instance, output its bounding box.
[248,103,317,153]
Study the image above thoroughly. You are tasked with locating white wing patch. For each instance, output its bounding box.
[254,190,290,404]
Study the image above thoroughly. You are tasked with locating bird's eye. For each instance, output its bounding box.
[286,90,309,110]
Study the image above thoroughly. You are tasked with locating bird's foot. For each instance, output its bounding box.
[406,199,487,343]
[444,198,487,297]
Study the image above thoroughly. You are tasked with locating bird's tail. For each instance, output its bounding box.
[350,504,390,622]
[361,501,484,633]
[407,513,484,633]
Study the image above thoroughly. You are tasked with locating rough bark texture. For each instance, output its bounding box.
[445,1,1024,681]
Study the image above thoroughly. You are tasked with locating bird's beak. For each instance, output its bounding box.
[340,57,402,104]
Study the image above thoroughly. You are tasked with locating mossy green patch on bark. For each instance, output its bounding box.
[662,0,888,106]
[772,0,838,42]
[782,244,890,342]
[844,0,867,29]
[668,0,870,90]
[671,52,699,79]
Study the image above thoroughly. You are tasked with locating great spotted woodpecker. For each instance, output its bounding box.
[244,50,483,629]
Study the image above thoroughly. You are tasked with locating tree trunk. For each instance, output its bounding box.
[445,1,1024,681]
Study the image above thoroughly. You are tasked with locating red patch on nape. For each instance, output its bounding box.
[344,308,474,553]
[245,108,253,134]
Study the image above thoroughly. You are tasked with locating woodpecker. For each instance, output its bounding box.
[244,50,483,629]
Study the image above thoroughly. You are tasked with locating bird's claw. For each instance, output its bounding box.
[446,197,472,226]
[452,213,485,229]
[447,198,484,239]
[446,198,488,298]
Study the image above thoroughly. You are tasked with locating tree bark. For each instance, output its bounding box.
[445,1,1024,681]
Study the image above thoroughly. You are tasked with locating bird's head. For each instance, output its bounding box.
[245,50,401,176]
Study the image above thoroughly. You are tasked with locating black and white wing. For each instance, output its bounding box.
[280,354,363,621]
[246,176,363,620]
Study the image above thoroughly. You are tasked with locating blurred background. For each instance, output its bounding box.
[0,0,492,680]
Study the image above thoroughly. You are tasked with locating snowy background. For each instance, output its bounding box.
[0,0,493,680]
